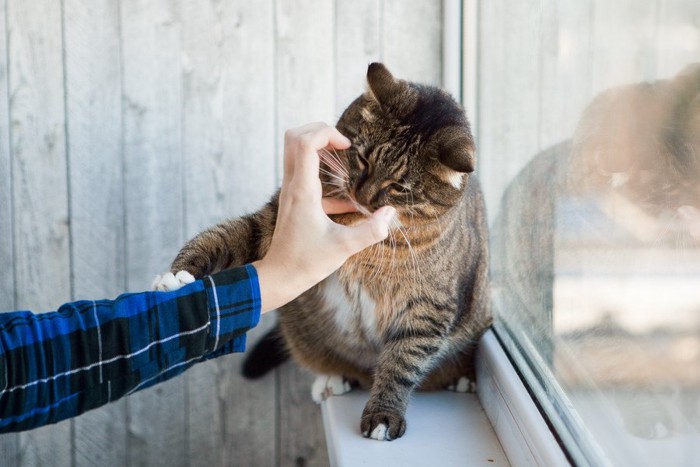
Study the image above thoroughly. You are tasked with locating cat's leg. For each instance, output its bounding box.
[154,195,278,289]
[420,349,477,393]
[361,326,448,441]
[311,374,354,403]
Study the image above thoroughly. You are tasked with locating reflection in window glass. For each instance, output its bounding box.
[479,1,700,465]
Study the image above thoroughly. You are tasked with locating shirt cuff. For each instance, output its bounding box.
[203,264,262,355]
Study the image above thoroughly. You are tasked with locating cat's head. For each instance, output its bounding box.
[570,63,700,217]
[322,63,475,224]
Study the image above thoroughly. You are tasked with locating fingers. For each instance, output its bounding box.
[340,206,396,254]
[283,123,351,186]
[322,198,359,215]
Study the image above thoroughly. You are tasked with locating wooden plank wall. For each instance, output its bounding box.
[477,0,700,220]
[0,1,443,466]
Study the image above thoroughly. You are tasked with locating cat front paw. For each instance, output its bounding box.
[360,406,406,441]
[152,271,196,291]
[311,374,353,404]
[446,376,476,393]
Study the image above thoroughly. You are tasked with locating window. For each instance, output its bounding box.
[472,1,700,465]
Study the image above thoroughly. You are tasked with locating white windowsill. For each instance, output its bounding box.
[320,329,570,466]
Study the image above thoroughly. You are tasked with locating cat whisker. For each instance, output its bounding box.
[318,148,349,178]
[318,167,349,185]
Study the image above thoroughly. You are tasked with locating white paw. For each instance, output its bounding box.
[152,271,196,291]
[369,423,388,441]
[447,376,476,393]
[311,374,352,404]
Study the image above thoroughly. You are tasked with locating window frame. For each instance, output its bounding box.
[451,1,604,465]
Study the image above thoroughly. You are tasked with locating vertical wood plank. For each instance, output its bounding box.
[476,0,506,219]
[382,0,443,87]
[538,0,594,150]
[276,0,335,133]
[0,0,19,463]
[656,0,700,77]
[180,1,277,465]
[217,316,278,467]
[63,0,127,465]
[121,1,186,465]
[335,0,381,113]
[276,2,334,465]
[278,365,329,467]
[589,0,658,92]
[477,0,541,222]
[7,0,72,464]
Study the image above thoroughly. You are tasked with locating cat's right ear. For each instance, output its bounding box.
[436,126,476,173]
[366,62,417,113]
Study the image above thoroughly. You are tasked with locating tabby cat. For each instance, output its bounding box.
[162,63,491,441]
[491,63,700,438]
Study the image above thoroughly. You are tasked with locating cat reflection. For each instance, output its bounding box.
[492,63,700,440]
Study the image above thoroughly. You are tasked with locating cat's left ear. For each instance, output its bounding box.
[436,127,476,173]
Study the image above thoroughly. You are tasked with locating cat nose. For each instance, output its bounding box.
[353,187,385,211]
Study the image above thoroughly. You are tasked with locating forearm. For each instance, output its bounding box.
[0,265,261,433]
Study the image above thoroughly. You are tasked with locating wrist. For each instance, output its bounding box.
[252,259,309,313]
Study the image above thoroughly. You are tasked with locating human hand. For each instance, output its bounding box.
[253,122,395,312]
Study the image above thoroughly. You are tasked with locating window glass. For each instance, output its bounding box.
[477,1,700,465]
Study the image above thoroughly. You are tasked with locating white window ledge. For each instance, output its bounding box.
[320,329,570,466]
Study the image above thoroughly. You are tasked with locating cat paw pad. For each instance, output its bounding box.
[152,271,196,291]
[446,376,476,393]
[311,374,353,404]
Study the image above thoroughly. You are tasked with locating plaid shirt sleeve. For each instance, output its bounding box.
[0,264,261,433]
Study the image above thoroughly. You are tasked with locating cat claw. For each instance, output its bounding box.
[311,374,353,404]
[152,271,196,291]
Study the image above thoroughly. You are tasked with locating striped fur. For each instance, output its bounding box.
[169,63,491,441]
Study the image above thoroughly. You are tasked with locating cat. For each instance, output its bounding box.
[157,63,491,441]
[491,63,700,438]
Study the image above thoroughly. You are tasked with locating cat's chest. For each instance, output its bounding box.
[321,273,383,345]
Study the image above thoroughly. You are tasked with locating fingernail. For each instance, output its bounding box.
[380,206,396,221]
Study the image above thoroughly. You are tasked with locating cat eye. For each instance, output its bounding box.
[388,182,407,195]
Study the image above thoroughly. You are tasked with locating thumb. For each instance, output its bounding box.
[341,206,396,254]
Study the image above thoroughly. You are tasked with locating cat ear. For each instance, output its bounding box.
[437,127,476,173]
[366,62,417,112]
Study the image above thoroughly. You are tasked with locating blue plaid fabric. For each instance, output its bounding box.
[0,265,261,433]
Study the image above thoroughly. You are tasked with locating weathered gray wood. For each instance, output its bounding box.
[382,0,443,87]
[275,1,334,465]
[655,0,700,77]
[7,0,72,464]
[589,0,658,92]
[476,0,507,220]
[0,0,19,464]
[180,1,277,465]
[335,0,381,113]
[63,0,127,465]
[121,1,186,465]
[0,2,448,465]
[217,315,278,467]
[276,0,335,138]
[279,364,329,467]
[538,0,593,150]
